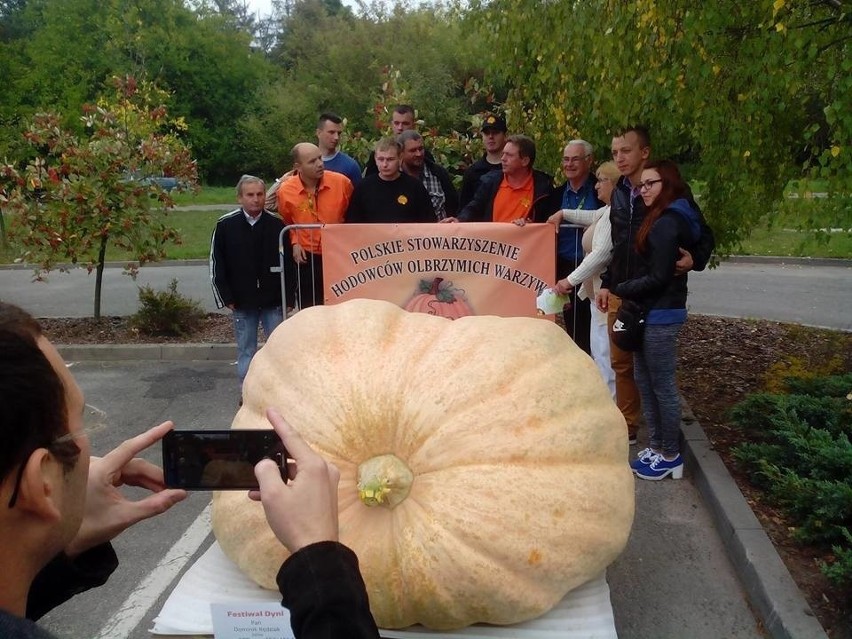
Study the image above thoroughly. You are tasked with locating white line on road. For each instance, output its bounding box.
[94,502,213,639]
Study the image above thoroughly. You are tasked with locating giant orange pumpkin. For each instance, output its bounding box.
[212,298,634,630]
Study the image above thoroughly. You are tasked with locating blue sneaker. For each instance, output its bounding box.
[634,453,684,480]
[629,448,658,472]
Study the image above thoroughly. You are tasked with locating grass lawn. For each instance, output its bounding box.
[171,186,236,206]
[736,195,851,258]
[738,226,852,258]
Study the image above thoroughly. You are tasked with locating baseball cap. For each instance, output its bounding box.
[481,114,507,133]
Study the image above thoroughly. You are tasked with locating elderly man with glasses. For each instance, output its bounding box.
[547,139,602,354]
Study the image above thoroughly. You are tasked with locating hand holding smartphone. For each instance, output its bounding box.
[162,429,288,490]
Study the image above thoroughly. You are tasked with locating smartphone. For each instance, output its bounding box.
[162,429,288,490]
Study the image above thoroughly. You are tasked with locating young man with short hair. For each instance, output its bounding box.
[316,112,361,186]
[364,105,435,176]
[347,138,434,224]
[459,114,508,207]
[597,126,714,445]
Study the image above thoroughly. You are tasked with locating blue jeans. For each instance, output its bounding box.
[232,307,283,386]
[633,322,683,456]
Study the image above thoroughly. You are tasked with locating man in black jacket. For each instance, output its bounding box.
[458,114,507,207]
[447,135,553,224]
[210,175,290,390]
[598,126,714,444]
[399,130,458,220]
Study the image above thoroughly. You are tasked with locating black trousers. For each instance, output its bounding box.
[296,252,324,308]
[557,256,591,355]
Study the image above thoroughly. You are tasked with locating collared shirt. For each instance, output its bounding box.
[419,164,447,220]
[277,171,353,254]
[243,209,262,226]
[558,175,600,261]
[492,172,534,223]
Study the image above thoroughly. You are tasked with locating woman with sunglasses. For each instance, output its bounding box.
[611,160,702,480]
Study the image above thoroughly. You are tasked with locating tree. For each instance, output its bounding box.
[0,76,198,318]
[238,0,492,178]
[472,0,850,253]
[0,0,272,183]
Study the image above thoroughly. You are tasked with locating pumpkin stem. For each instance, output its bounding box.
[357,454,414,509]
[429,277,444,296]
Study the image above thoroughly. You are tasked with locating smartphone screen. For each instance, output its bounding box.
[162,429,287,490]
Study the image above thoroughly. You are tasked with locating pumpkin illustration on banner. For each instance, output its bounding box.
[404,276,472,319]
[212,298,634,631]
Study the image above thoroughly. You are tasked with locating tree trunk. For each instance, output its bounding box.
[93,233,108,319]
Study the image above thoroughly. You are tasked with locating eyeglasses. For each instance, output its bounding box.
[596,176,612,184]
[562,154,590,164]
[637,179,663,191]
[7,404,107,508]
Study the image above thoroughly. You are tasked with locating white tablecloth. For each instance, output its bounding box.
[152,542,617,638]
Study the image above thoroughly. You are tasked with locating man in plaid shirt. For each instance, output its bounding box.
[398,130,458,221]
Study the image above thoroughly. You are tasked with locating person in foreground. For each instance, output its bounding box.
[609,161,702,481]
[0,301,188,638]
[250,408,380,638]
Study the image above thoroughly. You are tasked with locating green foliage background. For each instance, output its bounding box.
[1,0,849,253]
[474,0,850,254]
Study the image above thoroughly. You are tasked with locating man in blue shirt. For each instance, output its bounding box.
[548,139,601,354]
[316,112,361,186]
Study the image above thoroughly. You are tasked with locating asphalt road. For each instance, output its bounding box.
[37,359,763,639]
[1,258,849,330]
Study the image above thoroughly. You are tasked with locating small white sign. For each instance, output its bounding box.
[210,602,293,639]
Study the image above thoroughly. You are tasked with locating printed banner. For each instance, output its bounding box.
[321,223,556,318]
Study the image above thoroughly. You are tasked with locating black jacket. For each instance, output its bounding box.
[27,544,119,621]
[418,158,459,218]
[458,155,501,208]
[613,199,702,311]
[601,177,714,291]
[278,541,380,638]
[4,544,120,638]
[210,209,290,310]
[457,169,554,222]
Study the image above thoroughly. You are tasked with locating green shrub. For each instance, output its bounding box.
[785,373,852,398]
[730,393,851,438]
[132,278,204,337]
[731,373,852,586]
[821,529,852,590]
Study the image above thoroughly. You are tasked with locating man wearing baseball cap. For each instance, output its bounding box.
[459,114,508,207]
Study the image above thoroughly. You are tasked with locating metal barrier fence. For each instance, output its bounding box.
[278,224,323,313]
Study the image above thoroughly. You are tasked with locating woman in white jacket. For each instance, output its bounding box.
[548,161,620,399]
